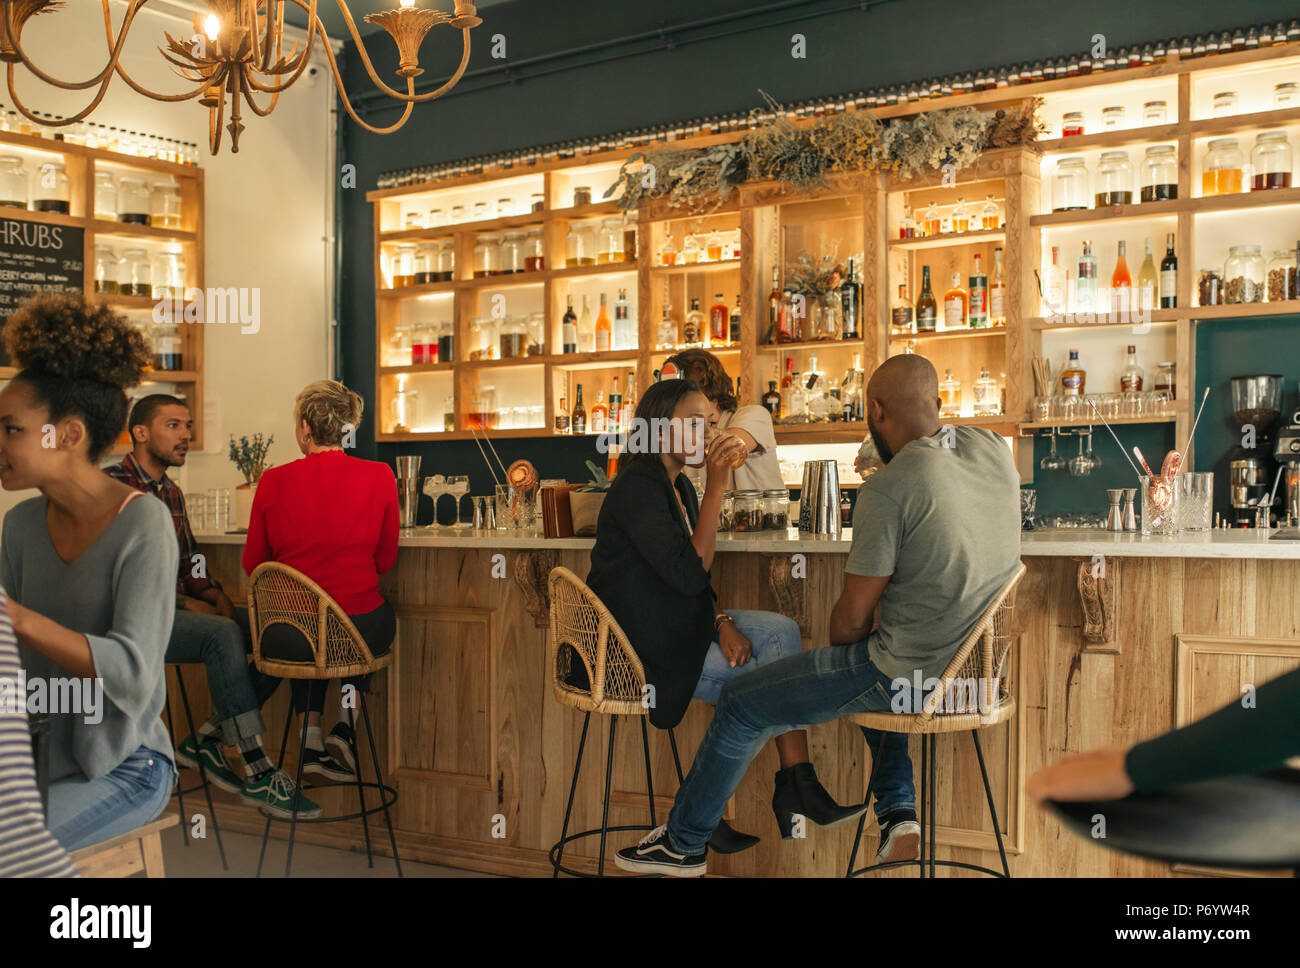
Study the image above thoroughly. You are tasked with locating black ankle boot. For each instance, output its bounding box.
[708,817,760,854]
[772,763,868,838]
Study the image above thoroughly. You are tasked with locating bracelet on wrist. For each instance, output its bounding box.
[714,613,734,629]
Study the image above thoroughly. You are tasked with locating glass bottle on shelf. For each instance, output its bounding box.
[427,207,445,228]
[1061,349,1086,396]
[1267,249,1297,303]
[939,369,962,418]
[943,272,968,328]
[93,170,117,221]
[659,237,678,266]
[93,244,119,294]
[472,201,488,222]
[705,230,723,262]
[916,266,938,331]
[1202,139,1244,195]
[578,294,595,352]
[1111,240,1133,316]
[1137,238,1158,312]
[495,197,513,218]
[1101,105,1125,129]
[1061,111,1084,136]
[709,292,728,345]
[1223,245,1265,304]
[682,234,700,265]
[595,293,612,352]
[973,366,999,415]
[1120,344,1144,392]
[1276,82,1299,108]
[597,219,624,263]
[762,381,781,418]
[980,195,999,229]
[384,323,411,367]
[1044,246,1066,315]
[524,312,544,356]
[450,204,466,223]
[967,254,988,328]
[1160,234,1178,309]
[657,304,676,350]
[891,282,914,333]
[898,207,916,239]
[410,323,435,365]
[443,394,456,433]
[613,288,633,350]
[0,156,28,208]
[565,223,595,267]
[32,162,70,213]
[951,197,970,233]
[119,248,151,297]
[1074,240,1098,314]
[729,294,741,344]
[922,201,941,237]
[1251,132,1293,190]
[590,392,608,434]
[555,394,570,434]
[572,384,586,434]
[990,247,1007,325]
[390,375,418,434]
[1142,100,1168,125]
[118,177,150,224]
[149,178,182,228]
[842,353,865,421]
[562,296,578,353]
[683,297,704,347]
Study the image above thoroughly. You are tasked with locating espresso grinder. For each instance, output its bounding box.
[1274,405,1300,534]
[1228,375,1284,526]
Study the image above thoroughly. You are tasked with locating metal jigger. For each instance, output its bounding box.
[483,496,496,530]
[472,498,485,531]
[1106,489,1125,532]
[1121,488,1138,531]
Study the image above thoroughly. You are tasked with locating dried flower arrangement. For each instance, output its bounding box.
[784,249,844,300]
[229,433,274,485]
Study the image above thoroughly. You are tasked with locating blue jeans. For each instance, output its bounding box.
[665,637,918,855]
[692,609,802,735]
[166,607,280,744]
[47,746,174,851]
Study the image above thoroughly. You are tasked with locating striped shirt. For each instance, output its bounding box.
[0,585,76,877]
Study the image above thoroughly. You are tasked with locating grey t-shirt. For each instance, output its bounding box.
[846,426,1020,683]
[2,493,177,782]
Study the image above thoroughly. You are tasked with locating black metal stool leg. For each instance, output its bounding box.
[667,728,685,784]
[257,698,294,878]
[553,712,591,878]
[345,701,375,868]
[597,716,617,877]
[971,729,1010,877]
[174,667,228,871]
[163,686,188,846]
[918,734,927,878]
[358,691,402,877]
[845,736,881,877]
[284,708,310,878]
[928,734,937,878]
[639,717,657,828]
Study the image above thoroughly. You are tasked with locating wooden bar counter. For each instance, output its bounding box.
[189,528,1300,877]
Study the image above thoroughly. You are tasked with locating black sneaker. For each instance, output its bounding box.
[875,810,921,865]
[301,747,356,782]
[614,825,706,877]
[324,722,357,775]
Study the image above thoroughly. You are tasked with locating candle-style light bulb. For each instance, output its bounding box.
[204,14,220,40]
[399,0,416,7]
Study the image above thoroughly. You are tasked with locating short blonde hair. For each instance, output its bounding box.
[294,380,363,446]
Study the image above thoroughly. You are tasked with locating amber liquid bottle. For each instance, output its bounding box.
[595,293,611,353]
[710,292,729,344]
[762,380,781,418]
[572,384,587,434]
[916,265,938,331]
[766,267,782,343]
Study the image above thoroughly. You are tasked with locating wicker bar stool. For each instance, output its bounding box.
[548,566,700,877]
[162,663,228,870]
[247,562,401,878]
[846,562,1026,879]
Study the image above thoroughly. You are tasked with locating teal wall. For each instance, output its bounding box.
[334,1,1300,518]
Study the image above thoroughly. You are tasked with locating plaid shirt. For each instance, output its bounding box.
[105,452,219,599]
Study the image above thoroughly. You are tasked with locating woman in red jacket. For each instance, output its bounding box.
[243,380,398,782]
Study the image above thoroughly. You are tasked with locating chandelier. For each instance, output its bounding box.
[0,1,482,154]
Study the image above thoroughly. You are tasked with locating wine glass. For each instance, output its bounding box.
[1040,428,1066,471]
[447,475,470,527]
[1068,431,1092,477]
[1083,427,1100,470]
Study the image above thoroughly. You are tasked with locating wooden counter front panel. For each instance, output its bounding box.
[188,544,1299,877]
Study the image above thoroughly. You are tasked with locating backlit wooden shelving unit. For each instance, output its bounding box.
[367,41,1300,466]
[0,130,205,451]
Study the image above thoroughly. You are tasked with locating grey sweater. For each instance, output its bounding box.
[1,493,177,782]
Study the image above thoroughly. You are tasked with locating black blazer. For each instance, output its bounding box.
[585,459,715,729]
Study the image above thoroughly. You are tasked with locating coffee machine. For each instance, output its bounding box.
[1275,405,1300,530]
[1227,374,1283,526]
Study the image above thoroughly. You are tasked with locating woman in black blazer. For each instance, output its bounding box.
[585,378,862,852]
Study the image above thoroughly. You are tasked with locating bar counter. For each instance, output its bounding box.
[189,528,1300,877]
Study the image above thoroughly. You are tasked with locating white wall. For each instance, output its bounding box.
[0,3,334,516]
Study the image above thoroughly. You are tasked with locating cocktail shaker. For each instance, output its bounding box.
[396,455,422,528]
[799,459,841,535]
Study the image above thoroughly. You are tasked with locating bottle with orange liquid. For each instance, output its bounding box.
[1111,240,1133,316]
[595,292,611,353]
[709,292,729,345]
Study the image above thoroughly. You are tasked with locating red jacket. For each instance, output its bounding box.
[242,450,399,614]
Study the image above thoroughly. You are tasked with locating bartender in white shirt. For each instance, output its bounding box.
[664,349,786,493]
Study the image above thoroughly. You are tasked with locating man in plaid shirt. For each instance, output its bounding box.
[106,395,319,820]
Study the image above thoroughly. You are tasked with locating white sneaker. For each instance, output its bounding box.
[876,817,921,864]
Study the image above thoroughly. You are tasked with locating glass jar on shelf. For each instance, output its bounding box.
[594,219,623,264]
[93,244,119,294]
[681,234,701,264]
[32,162,70,213]
[705,229,724,261]
[393,243,416,286]
[472,201,488,222]
[499,231,524,274]
[93,170,117,220]
[389,376,420,434]
[1197,267,1224,306]
[731,490,763,533]
[119,248,152,297]
[450,204,466,223]
[898,207,916,238]
[1142,100,1168,125]
[473,233,501,277]
[414,242,437,284]
[0,156,27,209]
[149,178,182,229]
[524,228,544,272]
[468,316,496,360]
[1250,132,1293,190]
[1154,361,1176,400]
[1100,105,1125,129]
[1141,145,1177,201]
[435,240,455,281]
[410,323,437,365]
[152,322,182,371]
[658,237,678,266]
[1052,157,1089,211]
[572,186,592,207]
[117,176,150,224]
[426,206,445,228]
[385,323,412,367]
[468,385,498,430]
[1223,245,1265,303]
[1276,82,1298,108]
[762,489,789,530]
[499,314,526,359]
[530,192,544,213]
[980,195,999,229]
[717,491,734,532]
[951,197,970,232]
[1211,91,1238,116]
[1266,249,1296,302]
[727,229,741,259]
[525,312,544,356]
[939,369,962,418]
[922,201,941,236]
[1061,111,1084,136]
[151,245,186,300]
[1201,138,1244,195]
[443,394,456,432]
[565,223,595,267]
[495,197,514,218]
[1095,151,1133,207]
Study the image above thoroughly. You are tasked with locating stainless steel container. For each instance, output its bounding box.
[396,455,422,528]
[1106,489,1125,531]
[799,459,842,535]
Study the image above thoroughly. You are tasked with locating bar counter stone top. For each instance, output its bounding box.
[193,527,1300,558]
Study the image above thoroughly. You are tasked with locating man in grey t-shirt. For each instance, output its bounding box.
[616,354,1022,877]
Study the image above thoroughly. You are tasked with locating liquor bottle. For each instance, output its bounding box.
[1061,349,1086,396]
[939,369,961,417]
[779,356,796,416]
[839,258,862,339]
[891,283,914,333]
[614,287,633,349]
[1137,238,1157,313]
[622,369,636,419]
[562,296,578,354]
[916,266,938,331]
[767,268,783,343]
[609,375,622,433]
[789,371,807,419]
[981,195,999,229]
[943,272,968,328]
[729,295,741,343]
[595,293,612,353]
[1076,240,1098,313]
[1120,344,1144,392]
[781,287,799,341]
[606,438,620,479]
[990,247,1007,325]
[1159,233,1178,309]
[805,354,829,420]
[951,197,970,233]
[591,391,608,433]
[682,298,704,346]
[762,380,781,418]
[709,292,729,344]
[1045,245,1066,314]
[555,394,570,434]
[572,383,587,434]
[973,366,999,415]
[578,295,595,352]
[656,304,676,350]
[923,201,941,237]
[899,207,916,239]
[968,253,989,328]
[842,353,865,421]
[1111,240,1133,316]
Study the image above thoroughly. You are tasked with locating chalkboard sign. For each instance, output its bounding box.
[0,215,85,366]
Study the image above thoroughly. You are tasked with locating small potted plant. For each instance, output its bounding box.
[229,433,274,530]
[570,460,612,536]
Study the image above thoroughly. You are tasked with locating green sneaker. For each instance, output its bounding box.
[242,769,323,820]
[175,735,242,794]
